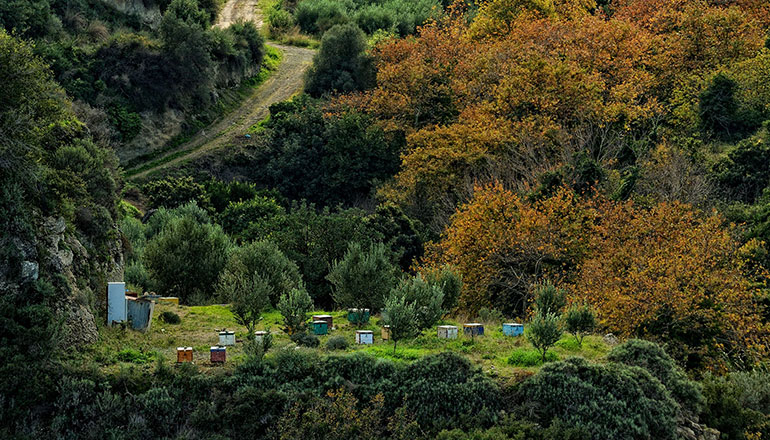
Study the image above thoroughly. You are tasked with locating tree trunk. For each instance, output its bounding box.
[393,339,397,354]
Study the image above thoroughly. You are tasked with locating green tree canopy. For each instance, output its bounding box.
[327,242,399,313]
[304,23,375,97]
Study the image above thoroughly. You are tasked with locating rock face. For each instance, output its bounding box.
[38,216,125,348]
[678,418,720,440]
[100,0,162,27]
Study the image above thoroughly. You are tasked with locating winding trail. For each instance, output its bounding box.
[126,0,313,180]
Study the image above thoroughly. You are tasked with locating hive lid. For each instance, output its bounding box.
[438,325,457,329]
[464,323,483,326]
[356,330,373,334]
[185,347,193,350]
[313,314,332,318]
[177,347,185,351]
[503,322,523,326]
[218,331,227,335]
[254,330,268,334]
[312,320,327,324]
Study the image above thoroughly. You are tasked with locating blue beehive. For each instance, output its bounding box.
[312,320,328,335]
[502,323,524,336]
[463,323,484,337]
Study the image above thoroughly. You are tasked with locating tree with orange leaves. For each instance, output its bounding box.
[423,182,769,369]
[422,183,596,315]
[570,200,769,371]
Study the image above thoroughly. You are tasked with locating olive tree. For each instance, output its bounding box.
[564,304,596,348]
[278,286,314,335]
[326,242,398,317]
[527,312,563,364]
[382,290,418,354]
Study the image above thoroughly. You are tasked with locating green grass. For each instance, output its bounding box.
[507,348,558,367]
[70,304,614,380]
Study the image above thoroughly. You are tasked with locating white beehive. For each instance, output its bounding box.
[254,330,268,343]
[218,330,235,346]
[437,325,458,339]
[355,330,373,345]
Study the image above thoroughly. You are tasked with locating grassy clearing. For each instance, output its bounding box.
[70,303,613,380]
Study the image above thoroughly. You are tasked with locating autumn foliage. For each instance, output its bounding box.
[424,183,769,369]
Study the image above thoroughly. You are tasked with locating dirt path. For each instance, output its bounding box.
[127,43,313,180]
[126,0,314,180]
[215,0,263,29]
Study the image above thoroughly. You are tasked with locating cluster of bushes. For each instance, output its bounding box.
[2,0,266,152]
[265,0,442,39]
[9,338,755,440]
[125,175,426,307]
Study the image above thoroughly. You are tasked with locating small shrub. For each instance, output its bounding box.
[291,331,320,348]
[116,348,156,364]
[278,286,314,335]
[159,311,181,324]
[533,282,567,315]
[478,307,503,324]
[326,336,349,350]
[564,304,596,348]
[508,348,558,367]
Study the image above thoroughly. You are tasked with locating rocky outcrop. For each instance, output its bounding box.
[38,216,124,348]
[100,0,162,28]
[678,418,720,440]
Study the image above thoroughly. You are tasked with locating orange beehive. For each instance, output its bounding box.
[177,347,193,363]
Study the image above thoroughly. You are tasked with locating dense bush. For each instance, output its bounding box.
[159,311,181,324]
[701,368,770,440]
[607,339,704,416]
[520,357,680,440]
[144,210,231,303]
[143,176,210,210]
[291,331,320,348]
[327,242,399,313]
[290,0,440,37]
[246,201,385,308]
[395,274,445,330]
[304,23,375,97]
[219,195,284,238]
[326,336,349,350]
[243,96,401,207]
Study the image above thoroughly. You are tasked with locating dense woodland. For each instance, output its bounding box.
[2,0,770,438]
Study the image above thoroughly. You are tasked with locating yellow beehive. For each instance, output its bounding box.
[157,297,179,305]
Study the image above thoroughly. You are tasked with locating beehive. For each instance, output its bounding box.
[347,308,371,324]
[381,325,391,340]
[218,330,235,346]
[463,323,485,337]
[210,346,226,363]
[157,297,179,305]
[312,320,329,335]
[312,314,333,329]
[177,347,193,363]
[437,325,458,339]
[254,330,268,343]
[355,330,373,345]
[502,323,524,336]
